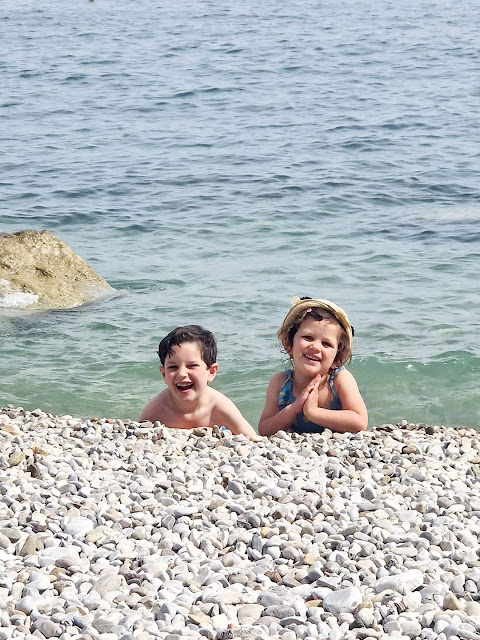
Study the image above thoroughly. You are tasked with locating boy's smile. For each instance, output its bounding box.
[160,341,218,404]
[176,381,195,393]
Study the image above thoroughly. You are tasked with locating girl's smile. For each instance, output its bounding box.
[288,316,341,378]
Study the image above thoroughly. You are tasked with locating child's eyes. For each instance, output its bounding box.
[168,364,200,370]
[301,335,334,348]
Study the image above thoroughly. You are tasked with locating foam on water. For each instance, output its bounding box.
[0,280,39,309]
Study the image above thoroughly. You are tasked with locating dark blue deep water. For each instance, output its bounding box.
[2,0,480,428]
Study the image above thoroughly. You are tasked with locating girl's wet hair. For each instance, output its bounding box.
[278,297,354,366]
[158,325,217,366]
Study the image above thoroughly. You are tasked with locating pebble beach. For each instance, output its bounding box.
[1,406,480,640]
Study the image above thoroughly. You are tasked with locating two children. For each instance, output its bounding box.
[140,297,367,437]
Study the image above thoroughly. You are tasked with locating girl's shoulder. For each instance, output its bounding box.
[331,366,357,388]
[268,370,289,390]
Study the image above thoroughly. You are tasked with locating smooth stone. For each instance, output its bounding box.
[279,616,305,627]
[323,587,363,615]
[307,562,324,582]
[173,506,198,518]
[442,625,480,640]
[0,533,11,548]
[19,534,37,557]
[227,480,244,495]
[34,619,62,638]
[8,451,25,466]
[37,546,81,567]
[0,528,22,542]
[375,569,424,595]
[361,484,377,500]
[92,574,124,597]
[263,605,296,619]
[444,592,463,611]
[397,614,423,638]
[356,607,375,627]
[237,604,264,623]
[465,602,480,616]
[92,618,115,633]
[64,518,95,537]
[16,595,36,614]
[257,592,283,607]
[28,573,52,592]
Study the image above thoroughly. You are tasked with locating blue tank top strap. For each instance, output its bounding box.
[278,369,294,411]
[328,366,344,411]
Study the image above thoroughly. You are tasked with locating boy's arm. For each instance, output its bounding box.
[303,369,368,433]
[213,392,258,438]
[258,373,316,436]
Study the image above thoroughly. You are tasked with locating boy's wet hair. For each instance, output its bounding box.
[157,325,217,366]
[278,297,354,366]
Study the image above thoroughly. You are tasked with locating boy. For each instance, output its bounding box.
[139,325,257,438]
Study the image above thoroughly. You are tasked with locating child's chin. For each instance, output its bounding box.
[302,363,326,376]
[302,361,321,370]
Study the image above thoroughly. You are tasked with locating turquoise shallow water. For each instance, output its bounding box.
[1,0,480,428]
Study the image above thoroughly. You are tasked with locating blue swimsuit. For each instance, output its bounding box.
[278,367,344,433]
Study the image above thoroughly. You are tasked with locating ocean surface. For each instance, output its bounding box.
[1,0,479,429]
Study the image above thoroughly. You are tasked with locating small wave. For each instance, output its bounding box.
[63,74,87,82]
[172,91,195,99]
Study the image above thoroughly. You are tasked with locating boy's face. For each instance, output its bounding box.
[160,341,217,403]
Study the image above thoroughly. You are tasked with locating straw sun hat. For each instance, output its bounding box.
[278,296,354,365]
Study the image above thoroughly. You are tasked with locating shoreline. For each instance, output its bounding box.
[1,405,480,640]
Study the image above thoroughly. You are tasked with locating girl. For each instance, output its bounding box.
[258,297,368,435]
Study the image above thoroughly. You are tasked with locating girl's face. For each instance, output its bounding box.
[287,316,340,377]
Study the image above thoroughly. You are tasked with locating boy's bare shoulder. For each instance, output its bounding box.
[139,389,171,422]
[208,386,236,410]
[208,388,257,438]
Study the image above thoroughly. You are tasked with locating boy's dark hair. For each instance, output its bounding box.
[157,325,217,366]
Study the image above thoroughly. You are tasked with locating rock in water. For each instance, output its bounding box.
[0,230,115,309]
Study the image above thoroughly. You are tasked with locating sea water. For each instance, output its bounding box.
[1,0,479,428]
